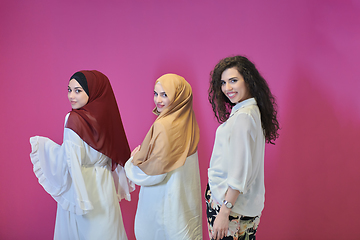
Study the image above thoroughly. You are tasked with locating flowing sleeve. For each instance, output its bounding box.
[30,136,71,197]
[227,112,257,194]
[124,157,167,186]
[29,119,93,215]
[112,164,135,201]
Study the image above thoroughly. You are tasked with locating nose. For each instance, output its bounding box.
[155,95,162,103]
[68,91,74,99]
[224,82,232,91]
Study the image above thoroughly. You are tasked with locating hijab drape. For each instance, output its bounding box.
[132,74,200,175]
[65,70,130,166]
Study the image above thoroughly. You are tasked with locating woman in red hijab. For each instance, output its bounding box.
[30,70,133,240]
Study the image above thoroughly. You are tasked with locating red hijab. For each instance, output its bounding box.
[65,70,130,166]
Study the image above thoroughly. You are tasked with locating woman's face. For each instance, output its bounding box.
[154,82,170,113]
[221,67,252,104]
[68,79,89,109]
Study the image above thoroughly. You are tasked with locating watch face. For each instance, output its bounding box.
[224,200,233,209]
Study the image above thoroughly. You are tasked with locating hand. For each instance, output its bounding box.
[212,207,230,240]
[131,145,141,157]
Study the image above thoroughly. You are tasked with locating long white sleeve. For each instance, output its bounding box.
[125,157,167,186]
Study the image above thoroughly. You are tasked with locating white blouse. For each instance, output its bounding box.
[30,113,133,240]
[208,98,265,217]
[125,152,203,240]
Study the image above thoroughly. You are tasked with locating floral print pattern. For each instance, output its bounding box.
[205,184,260,240]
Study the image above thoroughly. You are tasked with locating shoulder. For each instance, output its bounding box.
[237,104,260,121]
[64,112,71,125]
[233,109,256,123]
[238,103,259,115]
[231,108,258,132]
[148,121,170,144]
[63,128,84,147]
[152,120,167,133]
[65,111,81,126]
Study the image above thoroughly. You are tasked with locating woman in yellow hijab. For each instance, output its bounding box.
[125,73,202,240]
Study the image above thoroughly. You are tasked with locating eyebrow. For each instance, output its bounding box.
[68,86,83,89]
[154,90,166,94]
[221,77,238,81]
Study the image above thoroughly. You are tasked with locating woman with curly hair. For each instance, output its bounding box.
[206,55,279,240]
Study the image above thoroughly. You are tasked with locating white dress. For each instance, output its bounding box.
[30,114,133,240]
[125,152,203,240]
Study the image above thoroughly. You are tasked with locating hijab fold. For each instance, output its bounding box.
[132,74,200,175]
[65,70,130,166]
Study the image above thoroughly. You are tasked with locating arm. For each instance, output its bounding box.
[228,113,257,194]
[212,187,240,240]
[30,136,70,196]
[132,122,172,175]
[124,157,167,186]
[125,145,167,186]
[30,127,93,214]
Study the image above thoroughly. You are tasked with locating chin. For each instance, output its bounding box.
[231,97,243,103]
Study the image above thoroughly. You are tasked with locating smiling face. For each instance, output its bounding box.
[68,79,89,109]
[221,67,252,104]
[154,82,170,113]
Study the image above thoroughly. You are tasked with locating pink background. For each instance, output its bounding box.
[1,0,359,239]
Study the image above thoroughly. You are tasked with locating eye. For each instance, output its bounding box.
[161,93,167,97]
[220,80,226,85]
[154,91,158,96]
[68,88,71,93]
[230,79,238,83]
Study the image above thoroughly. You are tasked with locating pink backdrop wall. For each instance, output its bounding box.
[1,0,359,239]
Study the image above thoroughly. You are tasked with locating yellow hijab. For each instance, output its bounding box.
[132,74,200,175]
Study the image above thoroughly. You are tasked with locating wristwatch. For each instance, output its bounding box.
[223,200,233,209]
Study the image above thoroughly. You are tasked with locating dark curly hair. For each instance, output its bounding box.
[208,55,279,144]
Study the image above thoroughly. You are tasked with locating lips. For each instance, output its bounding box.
[226,92,237,99]
[156,103,164,108]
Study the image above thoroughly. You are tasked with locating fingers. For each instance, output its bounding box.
[212,230,227,240]
[130,145,141,157]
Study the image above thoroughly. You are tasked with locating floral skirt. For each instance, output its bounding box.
[205,184,260,240]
